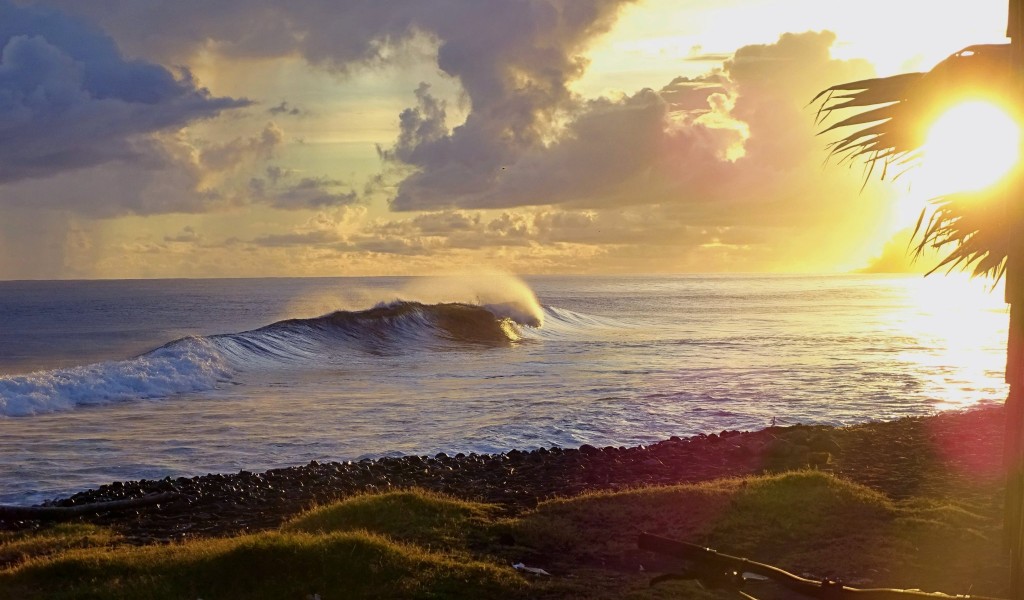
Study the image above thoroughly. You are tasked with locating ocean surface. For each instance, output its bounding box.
[0,274,1010,505]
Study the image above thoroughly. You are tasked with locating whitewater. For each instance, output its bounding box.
[0,274,1009,504]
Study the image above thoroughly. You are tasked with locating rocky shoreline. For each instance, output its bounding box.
[0,404,1006,544]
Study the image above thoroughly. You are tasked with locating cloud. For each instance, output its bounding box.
[0,3,905,277]
[0,1,249,184]
[0,123,289,217]
[385,30,874,218]
[31,0,638,206]
[247,206,365,247]
[0,134,214,217]
[412,210,481,235]
[659,74,727,112]
[250,229,347,248]
[248,174,361,210]
[163,225,200,243]
[200,123,282,172]
[339,206,763,259]
[273,178,360,210]
[267,100,304,116]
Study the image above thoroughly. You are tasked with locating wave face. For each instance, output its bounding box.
[0,301,576,417]
[0,338,233,417]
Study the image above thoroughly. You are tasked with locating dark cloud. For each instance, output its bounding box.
[380,82,450,167]
[268,100,303,116]
[247,170,362,210]
[0,3,898,277]
[0,1,249,184]
[24,0,638,210]
[265,165,290,184]
[388,30,876,230]
[280,179,359,209]
[0,137,227,217]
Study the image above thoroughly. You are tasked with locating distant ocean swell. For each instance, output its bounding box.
[0,301,574,417]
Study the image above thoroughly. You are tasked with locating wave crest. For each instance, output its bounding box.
[0,300,575,417]
[0,337,233,417]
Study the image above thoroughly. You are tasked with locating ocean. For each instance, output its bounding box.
[0,273,1009,505]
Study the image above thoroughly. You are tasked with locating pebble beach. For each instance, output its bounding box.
[1,403,1005,547]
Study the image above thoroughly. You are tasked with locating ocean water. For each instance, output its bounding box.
[0,274,1009,505]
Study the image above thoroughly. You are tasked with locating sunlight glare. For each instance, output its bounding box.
[896,275,1007,408]
[918,101,1020,196]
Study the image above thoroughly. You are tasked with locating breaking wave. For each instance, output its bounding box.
[0,301,597,417]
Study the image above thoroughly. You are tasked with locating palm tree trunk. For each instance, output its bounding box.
[1006,278,1024,597]
[1009,3,1024,597]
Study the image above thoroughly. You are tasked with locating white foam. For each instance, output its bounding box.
[0,337,233,417]
[403,271,545,327]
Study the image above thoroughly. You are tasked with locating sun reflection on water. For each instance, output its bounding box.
[892,275,1007,408]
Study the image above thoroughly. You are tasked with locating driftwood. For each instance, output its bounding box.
[0,492,179,522]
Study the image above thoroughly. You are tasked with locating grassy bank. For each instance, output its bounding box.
[0,410,1010,599]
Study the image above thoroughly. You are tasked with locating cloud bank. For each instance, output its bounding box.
[1,1,903,277]
[0,0,248,184]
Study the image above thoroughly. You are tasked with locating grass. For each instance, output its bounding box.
[0,528,521,600]
[283,489,499,551]
[0,524,120,569]
[0,468,1008,599]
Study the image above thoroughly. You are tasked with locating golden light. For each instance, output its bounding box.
[894,275,1007,408]
[918,100,1020,196]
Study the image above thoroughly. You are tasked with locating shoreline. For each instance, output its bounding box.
[0,403,1007,543]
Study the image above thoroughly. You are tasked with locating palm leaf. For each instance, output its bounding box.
[814,43,1016,280]
[910,189,1010,280]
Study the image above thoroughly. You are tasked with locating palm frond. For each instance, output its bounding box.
[910,190,1009,280]
[813,72,924,168]
[813,44,1016,280]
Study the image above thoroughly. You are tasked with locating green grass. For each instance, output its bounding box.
[0,524,120,570]
[284,489,498,551]
[0,529,521,600]
[0,472,1008,599]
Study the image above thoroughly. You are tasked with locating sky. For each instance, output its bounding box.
[0,0,1012,279]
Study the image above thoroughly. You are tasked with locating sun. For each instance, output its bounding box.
[917,100,1021,196]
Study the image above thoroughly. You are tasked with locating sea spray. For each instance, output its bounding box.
[400,271,545,328]
[278,270,545,327]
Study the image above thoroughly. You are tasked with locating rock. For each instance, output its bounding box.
[9,420,870,544]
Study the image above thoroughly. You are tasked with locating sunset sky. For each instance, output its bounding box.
[0,0,1011,279]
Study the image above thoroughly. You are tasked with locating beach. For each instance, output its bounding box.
[3,403,1006,539]
[0,404,1011,598]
